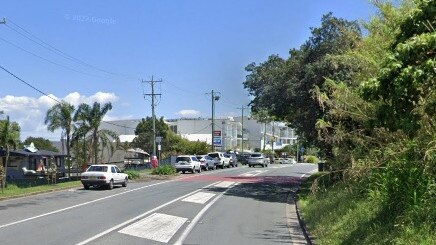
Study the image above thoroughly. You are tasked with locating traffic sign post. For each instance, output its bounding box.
[213,130,222,147]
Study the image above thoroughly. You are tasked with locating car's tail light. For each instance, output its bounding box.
[98,176,106,180]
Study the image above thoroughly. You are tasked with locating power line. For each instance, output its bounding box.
[0,64,62,104]
[5,18,138,80]
[0,35,107,78]
[0,64,137,130]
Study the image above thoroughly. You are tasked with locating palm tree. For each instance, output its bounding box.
[0,116,20,191]
[45,102,75,178]
[74,102,119,164]
[99,129,120,163]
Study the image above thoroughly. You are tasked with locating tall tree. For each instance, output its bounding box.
[0,116,20,190]
[244,13,362,153]
[45,103,75,176]
[131,117,171,154]
[74,102,119,164]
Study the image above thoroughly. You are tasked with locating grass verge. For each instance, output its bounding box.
[298,173,435,245]
[0,181,81,200]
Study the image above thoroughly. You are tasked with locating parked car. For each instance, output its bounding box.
[275,158,284,164]
[247,153,270,168]
[224,153,238,167]
[196,155,216,170]
[237,152,251,165]
[81,164,128,190]
[208,152,230,169]
[175,155,201,174]
[284,157,296,164]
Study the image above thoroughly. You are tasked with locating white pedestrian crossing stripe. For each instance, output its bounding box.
[239,170,267,177]
[119,213,187,243]
[182,192,216,204]
[214,181,234,188]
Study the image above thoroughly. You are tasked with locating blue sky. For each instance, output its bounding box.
[0,0,375,140]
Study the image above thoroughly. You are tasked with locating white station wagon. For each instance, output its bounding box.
[81,164,128,190]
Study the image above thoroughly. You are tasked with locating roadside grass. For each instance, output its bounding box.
[151,165,177,175]
[0,167,174,200]
[298,173,435,245]
[0,181,81,200]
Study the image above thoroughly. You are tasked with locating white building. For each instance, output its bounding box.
[165,116,297,151]
[97,117,298,153]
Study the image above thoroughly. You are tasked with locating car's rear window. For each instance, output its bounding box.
[251,154,262,157]
[176,157,191,162]
[208,153,219,158]
[87,166,108,172]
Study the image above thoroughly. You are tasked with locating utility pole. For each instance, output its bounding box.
[237,105,248,153]
[143,76,162,157]
[207,90,220,152]
[0,18,6,25]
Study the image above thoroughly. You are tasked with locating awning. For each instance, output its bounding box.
[126,148,150,156]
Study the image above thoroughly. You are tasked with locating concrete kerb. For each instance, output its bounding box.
[294,180,316,245]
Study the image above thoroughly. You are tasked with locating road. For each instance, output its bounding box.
[0,163,317,245]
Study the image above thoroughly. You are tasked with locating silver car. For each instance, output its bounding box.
[247,153,269,168]
[196,155,216,170]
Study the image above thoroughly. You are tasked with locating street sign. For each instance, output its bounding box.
[156,136,163,143]
[213,138,222,146]
[300,147,305,153]
[213,130,221,137]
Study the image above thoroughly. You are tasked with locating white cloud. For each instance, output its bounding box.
[176,109,201,118]
[0,92,120,141]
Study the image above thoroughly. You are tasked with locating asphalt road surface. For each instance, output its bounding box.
[0,163,317,245]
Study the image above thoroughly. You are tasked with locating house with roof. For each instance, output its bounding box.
[0,143,67,180]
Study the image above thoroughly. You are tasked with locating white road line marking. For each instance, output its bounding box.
[173,170,265,245]
[238,170,267,177]
[182,192,216,204]
[75,181,220,245]
[0,173,219,230]
[119,213,187,243]
[214,181,234,188]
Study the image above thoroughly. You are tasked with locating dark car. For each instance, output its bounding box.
[236,153,250,165]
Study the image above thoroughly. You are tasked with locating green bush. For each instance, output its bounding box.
[151,165,177,175]
[124,170,140,179]
[305,155,319,163]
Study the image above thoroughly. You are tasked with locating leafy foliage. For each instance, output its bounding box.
[124,169,140,179]
[21,137,59,152]
[132,117,210,157]
[74,102,119,164]
[244,13,362,152]
[245,0,435,242]
[0,116,20,190]
[151,165,177,175]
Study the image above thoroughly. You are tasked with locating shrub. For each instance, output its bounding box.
[305,155,319,163]
[151,165,177,175]
[124,170,140,179]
